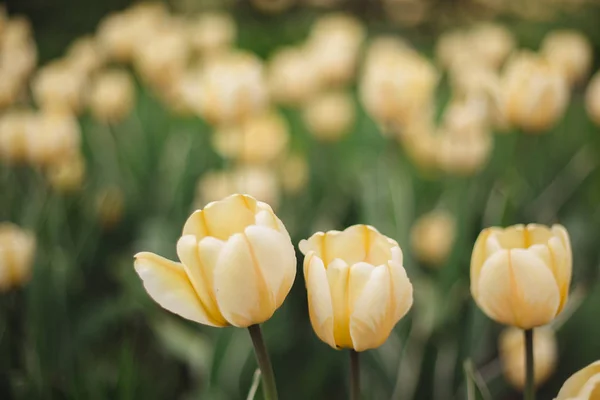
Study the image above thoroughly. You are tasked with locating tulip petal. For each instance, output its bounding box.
[551,225,572,313]
[327,258,352,348]
[202,194,257,240]
[476,249,560,329]
[244,225,297,308]
[348,262,375,312]
[133,252,219,326]
[256,201,289,237]
[471,228,498,298]
[556,362,600,400]
[182,210,209,238]
[326,226,367,266]
[213,233,272,327]
[350,265,394,351]
[305,254,335,348]
[387,258,413,322]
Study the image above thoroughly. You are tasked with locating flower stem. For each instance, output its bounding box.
[350,350,360,400]
[524,329,535,400]
[247,324,278,400]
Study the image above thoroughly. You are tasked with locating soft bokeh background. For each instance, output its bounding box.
[2,0,600,399]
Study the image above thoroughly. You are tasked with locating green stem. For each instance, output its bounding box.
[247,325,278,400]
[524,329,535,400]
[350,350,360,400]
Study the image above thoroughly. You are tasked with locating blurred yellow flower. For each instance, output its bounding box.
[0,223,36,292]
[303,91,354,142]
[32,61,88,114]
[26,111,81,167]
[268,46,321,106]
[0,110,36,164]
[471,224,572,329]
[541,30,592,85]
[410,210,456,266]
[469,23,515,70]
[89,69,135,124]
[555,361,600,400]
[65,36,106,76]
[501,51,569,132]
[499,327,557,389]
[280,153,309,194]
[212,110,289,164]
[187,12,236,56]
[299,225,413,351]
[134,194,297,327]
[45,152,86,192]
[585,70,600,126]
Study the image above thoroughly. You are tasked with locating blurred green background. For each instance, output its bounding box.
[2,0,600,399]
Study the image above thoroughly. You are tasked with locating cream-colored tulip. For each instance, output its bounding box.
[303,91,354,142]
[436,129,492,176]
[555,361,600,400]
[267,46,321,106]
[585,71,600,126]
[212,110,289,164]
[26,110,81,167]
[89,69,135,123]
[399,116,440,170]
[134,194,297,328]
[501,51,569,132]
[0,110,36,164]
[31,61,88,114]
[299,225,413,351]
[469,23,515,69]
[499,327,557,389]
[65,36,105,76]
[188,12,236,56]
[0,223,36,292]
[411,211,456,266]
[197,52,269,125]
[280,153,309,194]
[471,224,572,329]
[45,152,86,192]
[541,30,592,85]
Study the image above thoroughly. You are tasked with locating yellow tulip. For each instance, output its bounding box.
[499,327,557,389]
[0,222,36,292]
[89,69,135,124]
[65,36,105,76]
[410,210,456,266]
[187,12,236,56]
[0,110,37,164]
[134,194,296,328]
[585,71,600,127]
[45,152,86,193]
[555,361,600,400]
[541,30,592,86]
[299,225,413,351]
[471,224,572,329]
[303,91,355,142]
[31,61,88,114]
[267,46,322,106]
[26,110,81,167]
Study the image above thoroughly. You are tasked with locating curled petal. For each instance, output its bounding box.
[305,254,335,348]
[556,361,600,400]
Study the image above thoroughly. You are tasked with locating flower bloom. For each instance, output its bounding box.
[410,210,456,266]
[471,224,572,329]
[299,225,413,351]
[303,91,355,142]
[541,30,592,86]
[499,327,557,389]
[134,194,296,328]
[0,223,36,292]
[555,361,600,400]
[585,70,600,127]
[89,69,135,123]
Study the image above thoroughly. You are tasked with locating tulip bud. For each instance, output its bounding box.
[280,153,309,194]
[499,327,557,389]
[267,46,321,106]
[303,91,355,142]
[188,12,236,56]
[134,194,297,327]
[89,69,135,124]
[585,71,600,127]
[65,36,105,77]
[555,361,600,400]
[26,110,81,167]
[411,211,456,266]
[0,109,36,164]
[31,61,88,114]
[0,222,36,292]
[212,110,289,164]
[399,115,440,171]
[197,51,269,125]
[469,23,515,70]
[45,152,86,192]
[541,30,592,86]
[501,51,569,133]
[471,224,572,329]
[299,225,413,351]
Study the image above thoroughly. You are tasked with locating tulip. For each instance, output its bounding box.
[26,110,81,167]
[436,128,492,176]
[187,12,236,56]
[89,69,135,124]
[45,152,86,192]
[134,194,296,328]
[65,36,105,76]
[280,154,309,194]
[585,71,600,127]
[471,224,571,329]
[0,110,36,164]
[411,211,456,266]
[299,225,413,351]
[31,61,88,114]
[267,46,321,106]
[0,223,36,292]
[499,327,557,389]
[541,30,592,86]
[303,91,355,142]
[555,361,600,400]
[469,23,515,69]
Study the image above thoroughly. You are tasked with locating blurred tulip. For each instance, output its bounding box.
[96,186,125,230]
[0,223,36,292]
[400,118,440,170]
[469,23,515,69]
[501,51,569,132]
[436,129,492,176]
[585,71,600,126]
[0,110,36,164]
[0,17,37,101]
[305,14,365,87]
[212,110,289,164]
[471,224,572,329]
[499,327,557,389]
[555,361,600,400]
[45,152,86,192]
[303,91,354,142]
[251,0,295,13]
[411,210,456,266]
[31,61,88,114]
[436,30,470,70]
[197,51,269,125]
[89,69,135,124]
[299,225,413,351]
[280,153,309,194]
[268,46,321,106]
[188,12,236,56]
[541,30,592,85]
[65,36,105,76]
[26,111,81,167]
[134,194,297,327]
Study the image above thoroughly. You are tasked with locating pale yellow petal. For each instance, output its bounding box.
[471,228,497,298]
[551,225,572,312]
[202,194,257,240]
[305,254,336,348]
[182,210,209,238]
[133,252,222,326]
[213,233,272,327]
[576,374,600,399]
[327,258,352,348]
[350,265,394,351]
[244,225,297,308]
[348,262,375,313]
[556,361,600,400]
[387,258,413,322]
[476,249,560,329]
[255,200,289,237]
[524,224,553,246]
[325,226,367,266]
